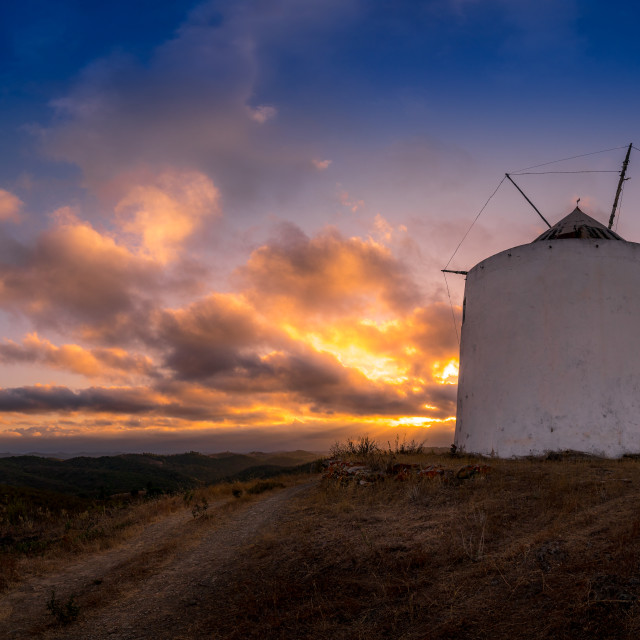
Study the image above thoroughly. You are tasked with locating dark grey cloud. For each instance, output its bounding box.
[157,293,279,380]
[0,386,157,414]
[0,385,228,421]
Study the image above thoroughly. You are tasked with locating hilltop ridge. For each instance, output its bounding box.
[0,450,320,498]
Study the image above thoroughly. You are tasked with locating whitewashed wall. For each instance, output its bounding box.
[454,238,640,457]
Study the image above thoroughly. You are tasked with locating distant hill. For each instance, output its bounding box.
[0,451,321,498]
[208,450,320,466]
[0,451,127,459]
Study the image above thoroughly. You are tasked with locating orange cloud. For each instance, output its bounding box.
[312,159,331,170]
[372,213,394,242]
[0,333,155,381]
[338,190,365,212]
[0,189,23,222]
[0,215,459,447]
[115,170,220,263]
[0,213,166,340]
[238,224,420,320]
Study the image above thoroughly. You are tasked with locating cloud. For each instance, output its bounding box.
[372,213,394,242]
[158,292,279,381]
[39,1,347,210]
[0,213,161,337]
[0,418,455,455]
[151,227,458,419]
[0,189,23,222]
[338,190,365,212]
[258,348,456,417]
[41,26,253,195]
[0,385,161,414]
[312,159,331,170]
[0,202,458,442]
[247,105,277,124]
[237,223,421,319]
[114,170,220,263]
[0,333,155,380]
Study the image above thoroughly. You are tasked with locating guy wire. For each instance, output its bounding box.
[444,176,506,270]
[513,145,627,173]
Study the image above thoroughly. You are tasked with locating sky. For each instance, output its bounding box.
[2,0,640,454]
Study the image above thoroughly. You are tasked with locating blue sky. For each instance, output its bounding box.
[1,0,639,453]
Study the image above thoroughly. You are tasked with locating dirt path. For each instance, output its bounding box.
[1,481,316,639]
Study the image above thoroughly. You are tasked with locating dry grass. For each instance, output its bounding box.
[0,474,306,593]
[186,453,640,639]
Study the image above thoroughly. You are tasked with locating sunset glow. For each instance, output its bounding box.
[433,361,460,386]
[1,1,639,453]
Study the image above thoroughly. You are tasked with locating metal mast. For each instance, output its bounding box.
[608,143,633,230]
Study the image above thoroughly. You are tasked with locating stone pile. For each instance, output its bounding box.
[322,459,491,485]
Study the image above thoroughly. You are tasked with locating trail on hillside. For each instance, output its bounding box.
[1,481,315,639]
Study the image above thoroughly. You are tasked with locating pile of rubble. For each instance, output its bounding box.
[322,459,491,485]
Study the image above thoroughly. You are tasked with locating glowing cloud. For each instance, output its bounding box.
[0,204,461,450]
[0,189,23,222]
[238,224,420,319]
[312,159,332,170]
[372,213,394,242]
[0,214,160,333]
[433,360,459,385]
[115,170,220,264]
[0,334,155,381]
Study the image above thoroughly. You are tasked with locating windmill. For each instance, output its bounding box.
[451,144,640,457]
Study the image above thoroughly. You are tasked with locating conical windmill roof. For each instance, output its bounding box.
[533,207,625,242]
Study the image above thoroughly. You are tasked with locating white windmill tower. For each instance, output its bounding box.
[453,145,640,457]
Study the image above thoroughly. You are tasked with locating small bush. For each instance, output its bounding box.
[46,589,79,624]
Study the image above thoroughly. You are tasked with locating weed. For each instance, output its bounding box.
[191,498,209,519]
[387,433,426,455]
[46,589,79,624]
[330,435,381,458]
[458,507,488,562]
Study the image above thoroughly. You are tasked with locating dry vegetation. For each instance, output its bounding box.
[5,441,640,639]
[0,475,299,595]
[182,446,640,640]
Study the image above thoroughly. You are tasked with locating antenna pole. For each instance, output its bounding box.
[608,143,632,230]
[505,174,551,228]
